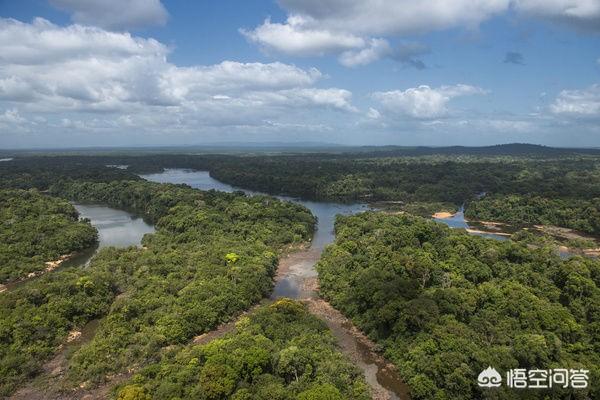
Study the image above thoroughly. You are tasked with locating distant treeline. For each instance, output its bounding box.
[4,151,600,233]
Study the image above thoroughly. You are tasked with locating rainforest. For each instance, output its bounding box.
[0,145,599,400]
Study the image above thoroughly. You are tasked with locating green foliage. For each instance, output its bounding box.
[0,189,97,283]
[0,265,117,396]
[0,179,315,395]
[466,194,600,235]
[50,180,315,386]
[116,385,152,400]
[115,300,370,400]
[6,152,600,232]
[226,252,241,264]
[317,212,600,400]
[297,384,344,400]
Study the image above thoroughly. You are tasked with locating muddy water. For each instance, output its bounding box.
[142,169,410,400]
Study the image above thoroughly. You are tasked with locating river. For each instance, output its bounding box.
[141,169,371,297]
[73,204,155,250]
[143,169,411,399]
[3,204,154,292]
[141,168,515,400]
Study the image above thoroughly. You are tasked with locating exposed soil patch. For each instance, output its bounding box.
[432,211,454,219]
[305,298,410,400]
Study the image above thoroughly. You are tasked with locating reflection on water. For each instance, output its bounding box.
[142,169,260,194]
[4,205,154,291]
[74,204,155,249]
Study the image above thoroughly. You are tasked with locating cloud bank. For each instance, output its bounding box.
[0,18,357,145]
[243,0,600,67]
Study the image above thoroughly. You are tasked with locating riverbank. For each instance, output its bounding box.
[274,242,410,400]
[0,253,75,293]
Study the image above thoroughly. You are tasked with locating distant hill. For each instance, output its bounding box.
[2,143,600,158]
[346,143,600,157]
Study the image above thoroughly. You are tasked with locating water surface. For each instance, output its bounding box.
[73,204,155,249]
[433,206,509,241]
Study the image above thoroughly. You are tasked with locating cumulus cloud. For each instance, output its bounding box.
[0,109,26,125]
[277,0,600,33]
[243,16,430,68]
[372,84,486,119]
[276,0,510,36]
[550,84,600,116]
[50,0,169,30]
[241,16,365,57]
[338,38,391,67]
[245,0,503,63]
[0,18,356,140]
[367,107,381,119]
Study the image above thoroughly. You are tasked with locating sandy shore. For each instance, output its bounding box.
[465,228,511,236]
[432,211,454,219]
[1,253,74,294]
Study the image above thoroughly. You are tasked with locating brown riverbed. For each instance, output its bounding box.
[274,246,411,400]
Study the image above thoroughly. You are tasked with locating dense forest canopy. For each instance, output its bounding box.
[115,299,370,400]
[0,189,97,283]
[317,212,600,399]
[0,179,315,395]
[2,147,600,399]
[466,195,600,235]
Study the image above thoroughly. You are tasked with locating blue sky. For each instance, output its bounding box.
[0,0,599,148]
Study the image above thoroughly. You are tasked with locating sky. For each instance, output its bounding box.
[0,0,599,148]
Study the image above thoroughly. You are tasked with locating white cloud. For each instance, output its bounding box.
[241,16,365,56]
[367,107,381,119]
[243,1,509,66]
[0,18,356,142]
[550,84,600,116]
[338,39,392,67]
[372,84,486,119]
[243,16,431,67]
[0,17,166,65]
[50,0,169,30]
[0,109,26,125]
[277,0,510,36]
